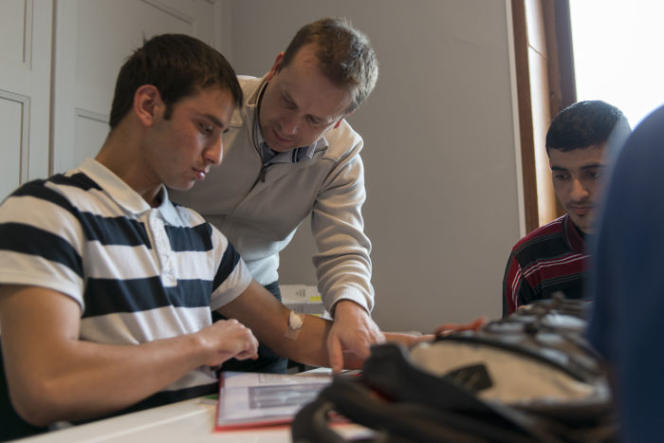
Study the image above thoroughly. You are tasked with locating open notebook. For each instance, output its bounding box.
[215,370,332,430]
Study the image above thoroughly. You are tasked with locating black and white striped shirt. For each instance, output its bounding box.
[0,158,252,407]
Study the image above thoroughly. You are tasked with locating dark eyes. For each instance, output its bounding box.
[280,95,323,126]
[281,95,297,109]
[198,121,215,135]
[553,169,602,182]
[198,121,217,135]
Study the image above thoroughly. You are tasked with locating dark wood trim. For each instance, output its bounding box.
[543,0,576,117]
[543,0,576,217]
[511,0,540,233]
[543,0,562,116]
[554,0,577,109]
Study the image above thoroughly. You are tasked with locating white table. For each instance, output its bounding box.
[19,372,369,442]
[21,395,295,442]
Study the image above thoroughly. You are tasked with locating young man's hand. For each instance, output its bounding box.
[196,319,259,367]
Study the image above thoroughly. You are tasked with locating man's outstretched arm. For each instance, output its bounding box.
[219,280,429,372]
[218,280,345,369]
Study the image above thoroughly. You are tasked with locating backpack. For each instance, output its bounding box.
[292,297,617,443]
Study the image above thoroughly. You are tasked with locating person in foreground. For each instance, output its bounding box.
[588,105,664,443]
[0,34,418,440]
[171,18,382,373]
[502,100,626,315]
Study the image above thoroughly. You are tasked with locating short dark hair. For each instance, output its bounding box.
[109,34,242,129]
[546,100,625,153]
[280,17,378,113]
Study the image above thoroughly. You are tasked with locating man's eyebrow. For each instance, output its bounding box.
[581,163,604,170]
[550,166,569,171]
[282,89,327,123]
[282,90,296,106]
[201,113,225,129]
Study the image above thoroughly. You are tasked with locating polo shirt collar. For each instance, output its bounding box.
[77,158,179,224]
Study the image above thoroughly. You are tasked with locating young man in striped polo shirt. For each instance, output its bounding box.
[0,34,416,440]
[502,100,626,316]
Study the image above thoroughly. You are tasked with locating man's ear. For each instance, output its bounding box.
[134,84,164,127]
[264,52,285,82]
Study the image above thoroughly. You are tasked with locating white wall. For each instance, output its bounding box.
[223,0,523,331]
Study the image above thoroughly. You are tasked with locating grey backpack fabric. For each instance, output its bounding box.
[292,297,617,443]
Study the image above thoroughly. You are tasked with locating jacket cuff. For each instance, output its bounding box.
[328,290,373,318]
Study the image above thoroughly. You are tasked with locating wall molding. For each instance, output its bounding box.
[22,0,34,68]
[140,0,194,25]
[0,88,31,183]
[75,107,109,125]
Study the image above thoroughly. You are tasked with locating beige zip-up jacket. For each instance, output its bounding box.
[172,76,374,313]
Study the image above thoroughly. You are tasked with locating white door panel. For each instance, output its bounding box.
[73,108,110,169]
[53,0,219,173]
[0,0,52,200]
[0,94,23,201]
[0,0,27,70]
